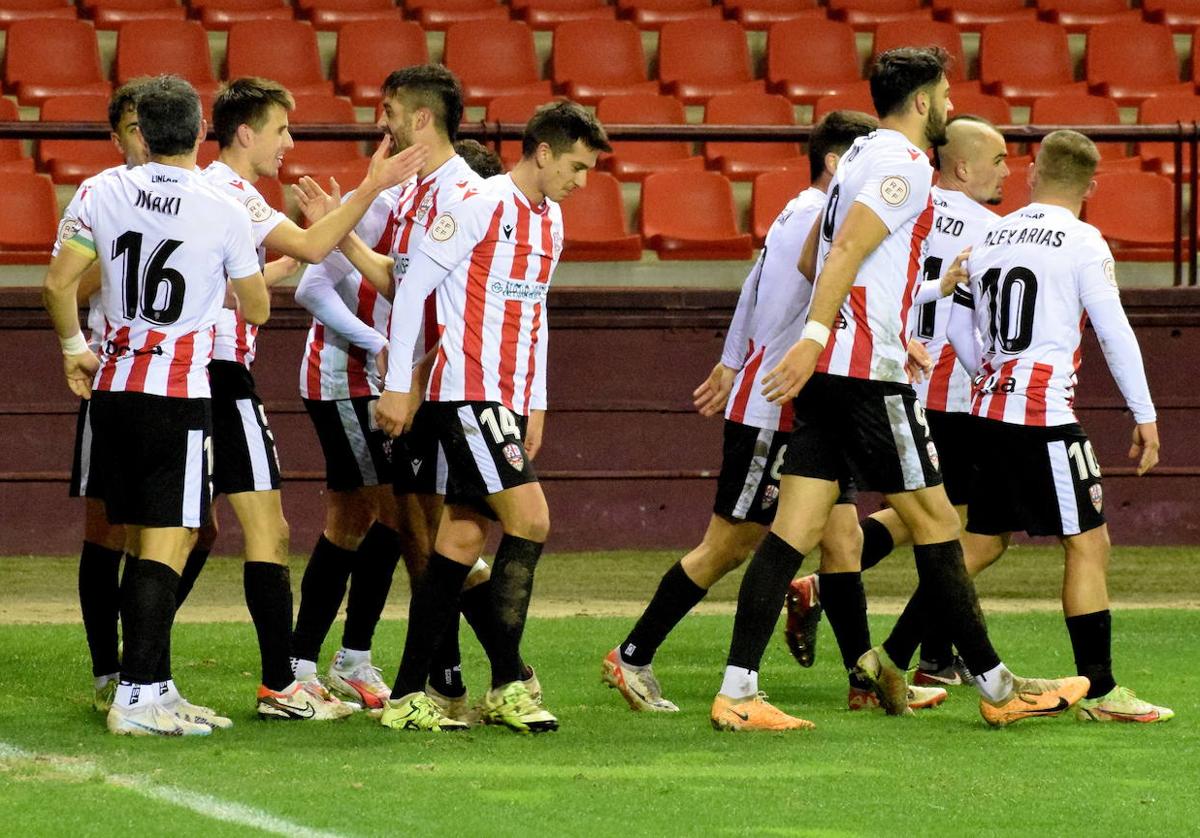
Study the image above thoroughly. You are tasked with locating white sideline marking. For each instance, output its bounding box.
[0,741,348,838]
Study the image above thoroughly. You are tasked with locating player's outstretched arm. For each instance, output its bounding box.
[290,176,397,298]
[945,285,981,375]
[294,261,387,355]
[913,247,971,306]
[263,256,300,287]
[43,245,100,399]
[230,271,270,325]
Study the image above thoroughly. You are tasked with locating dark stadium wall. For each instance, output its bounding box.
[2,286,1199,554]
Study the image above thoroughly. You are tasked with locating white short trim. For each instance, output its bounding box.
[336,399,378,487]
[235,398,274,492]
[1047,439,1080,535]
[457,406,504,494]
[885,394,926,491]
[182,429,204,528]
[732,428,773,519]
[78,401,93,495]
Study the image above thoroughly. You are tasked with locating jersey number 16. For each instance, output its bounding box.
[112,230,187,325]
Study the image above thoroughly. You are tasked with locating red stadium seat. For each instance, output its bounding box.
[405,0,508,30]
[443,21,552,106]
[0,0,76,28]
[552,20,657,104]
[947,89,1017,153]
[486,94,561,167]
[280,95,369,185]
[3,19,110,106]
[812,83,876,123]
[37,94,123,184]
[751,168,812,245]
[559,171,642,260]
[596,93,705,181]
[723,0,824,29]
[296,0,399,30]
[226,20,332,97]
[1137,94,1200,176]
[979,21,1086,104]
[641,170,753,259]
[767,18,862,105]
[1084,171,1176,260]
[1029,93,1142,170]
[114,19,219,97]
[0,98,35,174]
[1144,0,1200,32]
[335,20,428,107]
[83,0,187,28]
[512,0,615,29]
[189,0,293,29]
[991,153,1032,216]
[1085,22,1188,106]
[617,0,723,30]
[873,19,968,83]
[1036,0,1139,31]
[658,20,764,104]
[932,0,1037,30]
[828,0,931,30]
[704,92,805,180]
[0,172,59,261]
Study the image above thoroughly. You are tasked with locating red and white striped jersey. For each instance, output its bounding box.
[911,186,998,413]
[61,162,260,398]
[812,128,935,384]
[722,186,825,431]
[963,202,1152,426]
[386,174,560,415]
[201,161,287,368]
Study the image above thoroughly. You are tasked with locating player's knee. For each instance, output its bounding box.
[819,531,863,572]
[510,510,550,543]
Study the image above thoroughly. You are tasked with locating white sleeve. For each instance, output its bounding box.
[721,255,763,369]
[52,181,90,258]
[947,284,981,375]
[294,262,386,354]
[384,248,453,392]
[1079,249,1156,424]
[223,211,262,279]
[912,278,943,306]
[853,151,933,233]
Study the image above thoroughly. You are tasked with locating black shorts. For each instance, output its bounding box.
[925,409,978,506]
[303,396,394,491]
[210,360,281,496]
[87,390,212,528]
[69,398,103,499]
[782,373,942,495]
[714,420,855,525]
[392,401,448,496]
[967,419,1106,538]
[424,400,536,507]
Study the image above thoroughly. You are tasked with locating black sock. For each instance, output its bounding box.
[918,629,955,670]
[391,552,471,698]
[620,561,707,667]
[342,523,403,652]
[883,585,925,671]
[1065,609,1116,699]
[461,579,512,672]
[174,547,210,609]
[78,542,123,677]
[818,571,872,672]
[727,532,805,671]
[487,535,544,687]
[245,561,295,691]
[291,536,355,662]
[428,613,465,697]
[859,517,895,572]
[119,559,179,685]
[908,541,1000,676]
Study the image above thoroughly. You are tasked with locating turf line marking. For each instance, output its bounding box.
[0,741,349,838]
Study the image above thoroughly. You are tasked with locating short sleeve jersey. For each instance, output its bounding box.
[961,202,1120,427]
[61,162,260,398]
[723,187,825,431]
[811,128,935,384]
[414,173,562,415]
[202,160,287,368]
[911,186,998,413]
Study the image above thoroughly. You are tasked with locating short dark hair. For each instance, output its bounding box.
[381,64,464,144]
[1037,129,1100,192]
[521,100,611,159]
[932,113,994,170]
[869,46,951,119]
[136,75,202,157]
[809,109,878,181]
[108,78,150,131]
[454,139,503,178]
[213,77,295,149]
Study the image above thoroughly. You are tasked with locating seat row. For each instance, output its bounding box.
[0,167,1184,265]
[3,16,1200,110]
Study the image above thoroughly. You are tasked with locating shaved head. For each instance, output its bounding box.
[935,116,1008,205]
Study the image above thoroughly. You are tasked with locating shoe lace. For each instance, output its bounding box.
[356,663,388,688]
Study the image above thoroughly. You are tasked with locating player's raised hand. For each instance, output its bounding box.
[761,338,822,404]
[905,338,933,383]
[693,363,736,416]
[366,136,427,191]
[291,176,341,225]
[374,389,412,438]
[940,247,972,296]
[64,350,100,399]
[1130,422,1160,475]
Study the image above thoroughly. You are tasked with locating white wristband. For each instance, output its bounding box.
[801,321,831,349]
[60,331,89,356]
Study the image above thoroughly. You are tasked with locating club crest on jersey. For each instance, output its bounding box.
[1089,483,1103,512]
[430,212,456,242]
[762,484,779,509]
[880,176,910,206]
[244,195,273,223]
[926,440,940,471]
[1103,258,1117,287]
[57,217,82,243]
[502,442,524,470]
[414,191,435,224]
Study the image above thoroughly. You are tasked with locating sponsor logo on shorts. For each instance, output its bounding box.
[411,458,423,475]
[926,440,940,471]
[1089,483,1103,512]
[502,442,524,470]
[762,484,779,509]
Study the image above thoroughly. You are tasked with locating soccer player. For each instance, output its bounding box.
[713,47,1088,731]
[600,111,887,714]
[199,76,425,720]
[60,79,149,713]
[370,101,611,732]
[785,115,1009,687]
[43,75,269,736]
[947,129,1172,723]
